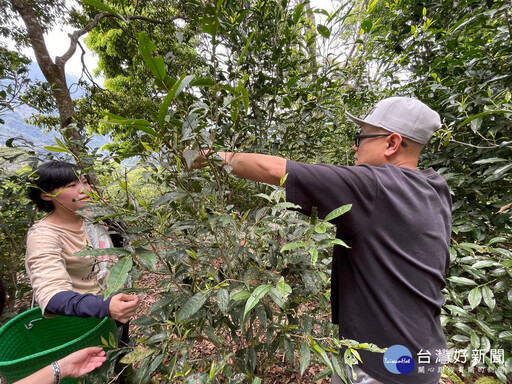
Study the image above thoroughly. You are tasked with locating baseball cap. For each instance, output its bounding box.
[346,97,442,145]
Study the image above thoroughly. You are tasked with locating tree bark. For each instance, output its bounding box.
[10,0,77,135]
[9,0,107,158]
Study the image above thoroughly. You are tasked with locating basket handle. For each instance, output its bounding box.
[24,318,43,330]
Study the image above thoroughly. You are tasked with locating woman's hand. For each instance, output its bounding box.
[109,293,140,323]
[58,347,106,378]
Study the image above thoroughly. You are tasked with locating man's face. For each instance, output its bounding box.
[352,125,390,166]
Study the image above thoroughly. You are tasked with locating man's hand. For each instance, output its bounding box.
[187,149,286,186]
[109,293,139,323]
[186,148,214,169]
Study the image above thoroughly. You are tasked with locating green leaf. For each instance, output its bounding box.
[299,342,311,375]
[330,351,344,378]
[468,287,482,309]
[479,336,490,353]
[82,0,125,20]
[241,87,250,114]
[237,31,255,67]
[498,330,512,341]
[243,284,270,319]
[451,334,470,343]
[44,146,70,153]
[76,247,131,257]
[103,113,162,139]
[328,238,351,248]
[268,287,287,309]
[472,260,495,269]
[445,305,468,317]
[483,163,512,183]
[147,354,164,376]
[275,202,301,209]
[148,332,168,344]
[454,322,473,336]
[276,277,292,297]
[190,78,215,87]
[158,74,195,130]
[104,256,133,298]
[309,335,333,371]
[202,4,219,36]
[280,242,304,252]
[481,286,495,310]
[324,204,352,222]
[458,110,511,127]
[361,19,373,33]
[309,248,319,264]
[474,319,496,339]
[231,99,239,122]
[230,289,251,301]
[314,223,327,233]
[171,74,195,100]
[177,291,210,321]
[283,337,294,363]
[217,288,229,314]
[137,251,158,270]
[470,331,480,349]
[119,346,153,365]
[137,32,166,82]
[317,24,330,38]
[204,325,225,347]
[447,276,477,286]
[136,125,164,140]
[473,157,508,165]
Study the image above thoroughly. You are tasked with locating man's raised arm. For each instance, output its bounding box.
[192,151,287,186]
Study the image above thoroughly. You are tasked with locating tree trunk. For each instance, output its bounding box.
[9,0,80,152]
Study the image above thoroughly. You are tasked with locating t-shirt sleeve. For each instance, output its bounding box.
[25,227,74,316]
[285,161,377,235]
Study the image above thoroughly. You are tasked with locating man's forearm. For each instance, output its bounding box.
[218,152,287,186]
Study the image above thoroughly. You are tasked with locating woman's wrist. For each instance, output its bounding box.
[51,361,61,383]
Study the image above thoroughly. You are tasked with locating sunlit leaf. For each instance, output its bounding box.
[324,204,352,222]
[82,0,125,20]
[243,284,270,319]
[468,287,481,309]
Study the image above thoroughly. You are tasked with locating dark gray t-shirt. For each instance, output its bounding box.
[286,161,452,384]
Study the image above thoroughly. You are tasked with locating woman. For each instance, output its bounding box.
[25,161,138,324]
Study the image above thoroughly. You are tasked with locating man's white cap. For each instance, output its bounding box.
[346,97,442,145]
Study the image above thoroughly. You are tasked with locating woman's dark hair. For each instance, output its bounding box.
[28,161,87,212]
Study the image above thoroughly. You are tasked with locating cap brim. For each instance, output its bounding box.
[345,111,367,127]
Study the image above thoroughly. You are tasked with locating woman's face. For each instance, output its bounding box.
[44,176,92,212]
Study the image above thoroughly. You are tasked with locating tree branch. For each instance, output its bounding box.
[58,12,107,65]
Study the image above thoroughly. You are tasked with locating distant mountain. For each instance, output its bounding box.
[0,62,110,150]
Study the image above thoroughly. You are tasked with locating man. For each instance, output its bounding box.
[192,97,452,384]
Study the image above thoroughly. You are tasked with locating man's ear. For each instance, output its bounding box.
[384,133,402,156]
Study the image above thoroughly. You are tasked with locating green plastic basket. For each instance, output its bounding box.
[0,307,117,384]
